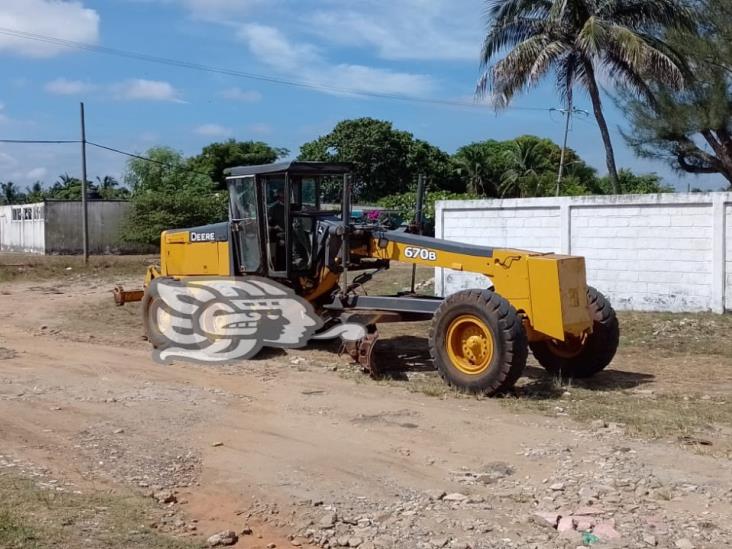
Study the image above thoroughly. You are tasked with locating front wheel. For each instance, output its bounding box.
[429,289,528,396]
[142,290,168,349]
[530,287,619,379]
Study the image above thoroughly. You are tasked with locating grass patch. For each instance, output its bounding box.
[0,473,198,549]
[0,253,157,284]
[0,507,42,549]
[356,263,435,295]
[618,311,732,357]
[501,377,732,452]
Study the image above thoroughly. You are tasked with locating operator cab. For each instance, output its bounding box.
[224,161,352,280]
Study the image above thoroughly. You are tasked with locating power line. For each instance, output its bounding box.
[0,27,551,113]
[86,141,212,178]
[0,139,79,144]
[0,136,213,178]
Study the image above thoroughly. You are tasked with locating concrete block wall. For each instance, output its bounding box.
[1,200,152,255]
[435,193,732,314]
[44,200,138,254]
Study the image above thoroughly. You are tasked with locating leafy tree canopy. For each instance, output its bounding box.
[620,0,732,187]
[598,169,673,195]
[298,118,454,202]
[189,139,288,188]
[454,136,598,197]
[0,181,23,205]
[122,147,227,245]
[478,0,694,193]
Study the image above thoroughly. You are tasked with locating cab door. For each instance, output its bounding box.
[229,176,263,274]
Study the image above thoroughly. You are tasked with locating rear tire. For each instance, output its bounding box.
[530,287,619,379]
[429,289,527,396]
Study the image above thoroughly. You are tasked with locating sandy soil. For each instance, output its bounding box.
[1,273,731,549]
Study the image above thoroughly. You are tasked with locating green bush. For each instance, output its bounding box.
[122,147,228,246]
[122,189,227,246]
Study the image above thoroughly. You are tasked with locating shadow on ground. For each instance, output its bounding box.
[513,365,656,400]
[367,335,656,394]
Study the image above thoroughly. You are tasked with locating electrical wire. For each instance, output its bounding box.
[86,141,212,178]
[0,26,552,112]
[0,139,79,144]
[0,137,212,177]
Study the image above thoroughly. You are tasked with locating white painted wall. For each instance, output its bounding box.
[726,204,732,312]
[435,193,732,314]
[0,203,45,253]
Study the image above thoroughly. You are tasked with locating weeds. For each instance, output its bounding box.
[0,253,157,284]
[0,472,198,549]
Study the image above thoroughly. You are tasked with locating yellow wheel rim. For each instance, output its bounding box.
[445,315,494,375]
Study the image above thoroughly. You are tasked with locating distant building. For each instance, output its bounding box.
[0,200,147,254]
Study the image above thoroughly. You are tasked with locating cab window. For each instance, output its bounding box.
[230,176,261,273]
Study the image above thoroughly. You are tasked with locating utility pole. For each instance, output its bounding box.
[80,102,89,264]
[555,99,589,197]
[556,93,573,197]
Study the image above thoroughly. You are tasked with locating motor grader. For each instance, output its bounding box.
[115,161,619,395]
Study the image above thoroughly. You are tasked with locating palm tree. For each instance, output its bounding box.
[96,175,123,199]
[96,175,119,191]
[454,149,491,196]
[477,0,693,193]
[25,181,45,203]
[500,139,553,197]
[1,181,21,204]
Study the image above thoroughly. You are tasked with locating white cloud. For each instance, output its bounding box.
[195,123,232,137]
[220,87,262,103]
[238,24,320,72]
[26,167,48,180]
[306,0,483,62]
[237,24,434,97]
[0,0,100,58]
[45,78,95,95]
[111,79,184,102]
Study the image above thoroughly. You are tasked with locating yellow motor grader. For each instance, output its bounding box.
[115,161,619,395]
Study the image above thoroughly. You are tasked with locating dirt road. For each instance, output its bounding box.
[1,271,731,548]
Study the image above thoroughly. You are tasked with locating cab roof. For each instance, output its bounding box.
[224,161,352,178]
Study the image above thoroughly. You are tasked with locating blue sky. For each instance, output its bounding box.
[0,0,725,191]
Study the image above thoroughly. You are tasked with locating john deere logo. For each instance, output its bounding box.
[148,277,366,364]
[190,232,216,242]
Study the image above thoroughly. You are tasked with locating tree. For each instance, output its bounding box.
[500,139,554,197]
[47,174,88,200]
[477,0,692,193]
[406,139,461,193]
[454,136,597,197]
[0,181,23,204]
[621,1,732,187]
[122,147,226,245]
[453,140,517,196]
[96,175,130,200]
[189,140,288,188]
[454,145,495,196]
[25,181,45,203]
[598,169,673,194]
[298,118,454,202]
